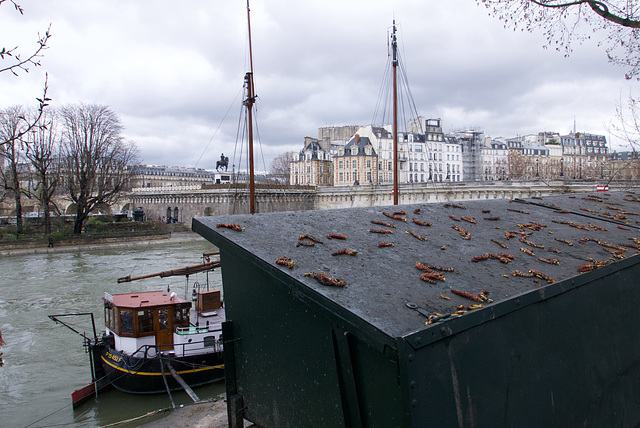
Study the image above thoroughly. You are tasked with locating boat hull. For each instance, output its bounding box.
[98,345,224,394]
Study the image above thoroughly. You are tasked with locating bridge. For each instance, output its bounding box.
[126,180,606,225]
[2,180,617,227]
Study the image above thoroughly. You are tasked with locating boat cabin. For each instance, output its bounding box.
[103,290,224,357]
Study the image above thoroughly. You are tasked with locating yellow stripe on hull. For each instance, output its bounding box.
[100,354,223,376]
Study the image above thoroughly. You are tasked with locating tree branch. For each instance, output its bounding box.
[0,24,51,75]
[587,0,640,28]
[530,0,640,28]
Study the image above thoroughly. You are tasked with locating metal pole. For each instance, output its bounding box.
[247,0,256,214]
[392,21,399,205]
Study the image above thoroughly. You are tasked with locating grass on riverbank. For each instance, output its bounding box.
[0,216,186,248]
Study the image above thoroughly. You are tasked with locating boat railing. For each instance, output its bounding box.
[176,325,221,335]
[130,336,223,359]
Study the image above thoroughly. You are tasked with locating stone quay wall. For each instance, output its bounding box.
[314,180,596,210]
[127,180,604,226]
[130,187,317,224]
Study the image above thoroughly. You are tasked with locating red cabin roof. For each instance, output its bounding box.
[104,290,188,309]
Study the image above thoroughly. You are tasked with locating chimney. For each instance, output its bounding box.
[354,134,360,144]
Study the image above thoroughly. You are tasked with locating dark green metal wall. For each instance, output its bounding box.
[398,257,640,427]
[218,241,405,427]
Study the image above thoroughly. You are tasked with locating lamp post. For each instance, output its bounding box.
[536,158,539,178]
[560,158,564,177]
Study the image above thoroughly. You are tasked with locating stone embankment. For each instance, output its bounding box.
[0,230,205,257]
[139,394,253,428]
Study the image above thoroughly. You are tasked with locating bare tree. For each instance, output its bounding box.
[23,109,60,234]
[507,150,532,179]
[477,0,640,79]
[269,151,296,182]
[60,104,139,235]
[0,106,34,234]
[611,94,640,150]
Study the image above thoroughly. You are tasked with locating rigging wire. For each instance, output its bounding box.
[252,103,269,176]
[193,88,243,169]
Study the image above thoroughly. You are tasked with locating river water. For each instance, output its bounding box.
[0,236,226,428]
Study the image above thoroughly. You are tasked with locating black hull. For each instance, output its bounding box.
[97,345,224,394]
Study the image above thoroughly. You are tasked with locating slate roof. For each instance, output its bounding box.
[335,135,377,157]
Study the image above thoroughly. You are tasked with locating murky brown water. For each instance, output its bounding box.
[0,237,225,427]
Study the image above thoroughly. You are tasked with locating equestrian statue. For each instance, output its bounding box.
[216,153,229,171]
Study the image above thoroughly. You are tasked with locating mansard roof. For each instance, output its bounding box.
[337,135,377,157]
[371,126,393,139]
[297,139,330,161]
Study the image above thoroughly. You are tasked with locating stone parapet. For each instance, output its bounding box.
[127,180,606,225]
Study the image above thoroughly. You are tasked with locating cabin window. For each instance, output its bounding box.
[204,336,216,347]
[105,307,110,328]
[138,310,154,334]
[120,310,134,335]
[159,309,169,331]
[174,305,189,328]
[106,306,115,330]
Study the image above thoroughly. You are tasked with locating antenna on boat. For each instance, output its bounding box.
[246,0,256,213]
[391,20,399,205]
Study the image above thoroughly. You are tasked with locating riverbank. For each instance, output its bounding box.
[0,230,206,257]
[138,394,253,428]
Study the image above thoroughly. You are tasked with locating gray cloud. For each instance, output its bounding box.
[1,0,634,172]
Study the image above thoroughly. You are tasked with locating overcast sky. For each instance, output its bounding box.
[1,0,636,172]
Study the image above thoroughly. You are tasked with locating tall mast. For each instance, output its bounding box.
[246,0,256,213]
[391,20,399,205]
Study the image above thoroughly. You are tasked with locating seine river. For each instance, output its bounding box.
[0,235,225,427]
